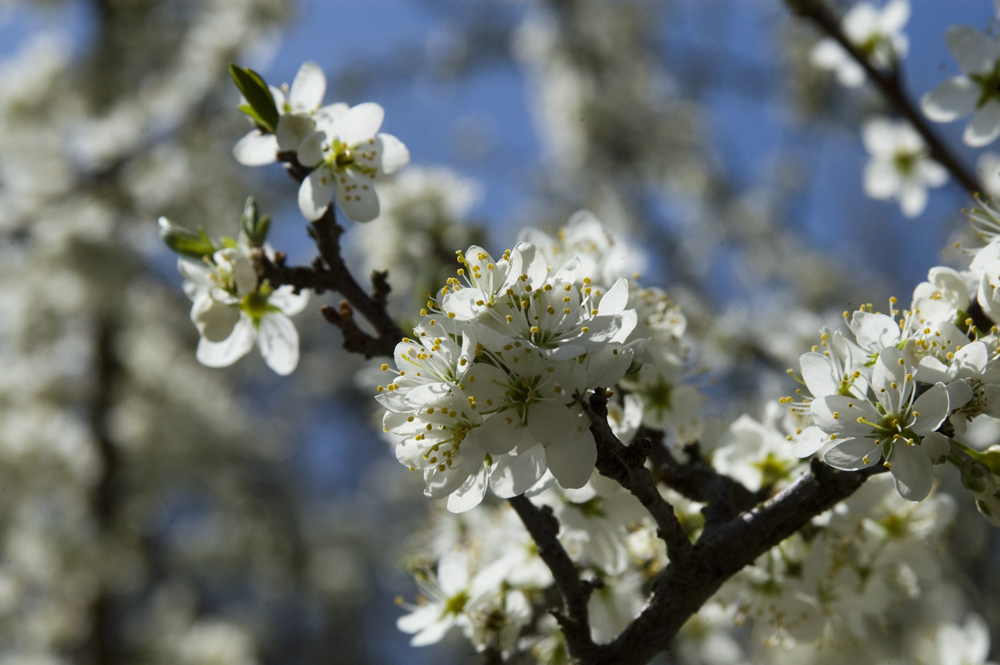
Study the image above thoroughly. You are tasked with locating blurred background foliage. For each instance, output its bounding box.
[0,0,998,663]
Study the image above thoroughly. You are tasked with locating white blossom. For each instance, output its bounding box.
[810,0,910,87]
[922,26,1000,147]
[861,116,947,218]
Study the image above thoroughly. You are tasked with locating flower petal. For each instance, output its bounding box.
[544,433,597,489]
[489,445,547,498]
[964,102,1000,147]
[376,132,410,174]
[196,316,256,368]
[946,25,1000,75]
[886,440,933,501]
[233,131,278,166]
[911,382,950,434]
[446,468,488,513]
[341,102,385,146]
[824,437,882,470]
[336,169,380,222]
[921,77,979,122]
[922,431,951,465]
[299,169,335,221]
[257,313,300,375]
[289,61,326,111]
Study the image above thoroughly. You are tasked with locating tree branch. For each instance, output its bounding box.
[578,391,693,565]
[507,495,598,660]
[581,459,887,665]
[785,0,982,196]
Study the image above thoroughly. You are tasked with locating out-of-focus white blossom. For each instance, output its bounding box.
[860,116,947,218]
[810,0,910,87]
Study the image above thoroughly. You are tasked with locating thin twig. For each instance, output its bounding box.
[578,391,693,564]
[507,495,598,660]
[785,0,981,196]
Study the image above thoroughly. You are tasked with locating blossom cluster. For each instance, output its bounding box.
[785,199,1000,523]
[377,234,641,511]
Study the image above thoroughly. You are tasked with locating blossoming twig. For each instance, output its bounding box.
[786,0,982,196]
[255,153,407,358]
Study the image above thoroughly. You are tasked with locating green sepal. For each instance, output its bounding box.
[240,196,271,247]
[159,217,217,260]
[229,63,279,133]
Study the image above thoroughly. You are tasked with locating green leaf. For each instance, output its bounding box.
[158,217,217,259]
[240,196,271,246]
[229,63,279,133]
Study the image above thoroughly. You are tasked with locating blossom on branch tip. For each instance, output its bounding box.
[297,102,410,222]
[233,61,338,166]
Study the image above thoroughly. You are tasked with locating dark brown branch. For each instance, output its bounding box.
[579,459,887,665]
[646,436,769,531]
[507,495,598,660]
[579,391,693,565]
[785,0,981,196]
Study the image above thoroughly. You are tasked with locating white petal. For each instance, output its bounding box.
[887,440,933,501]
[410,615,457,647]
[467,416,525,456]
[275,113,316,152]
[851,311,900,351]
[861,116,899,156]
[544,433,597,489]
[898,182,927,218]
[824,438,882,470]
[527,402,591,449]
[191,295,239,342]
[196,316,256,368]
[446,468,488,513]
[922,431,951,465]
[911,382,950,434]
[921,77,979,122]
[298,169,335,221]
[257,313,300,375]
[268,286,309,315]
[800,352,839,399]
[489,446,547,498]
[946,25,1000,75]
[917,159,948,187]
[880,0,910,33]
[863,161,901,199]
[810,39,846,69]
[289,61,326,111]
[376,133,410,174]
[336,169,380,222]
[792,427,829,458]
[233,131,278,166]
[597,278,629,316]
[294,129,325,166]
[964,102,1000,147]
[341,102,385,146]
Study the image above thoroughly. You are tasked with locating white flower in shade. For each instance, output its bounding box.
[809,0,910,87]
[978,152,1000,197]
[936,614,999,665]
[811,347,951,501]
[296,102,410,222]
[396,550,505,647]
[178,248,308,376]
[861,116,947,218]
[233,61,333,166]
[922,26,1000,147]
